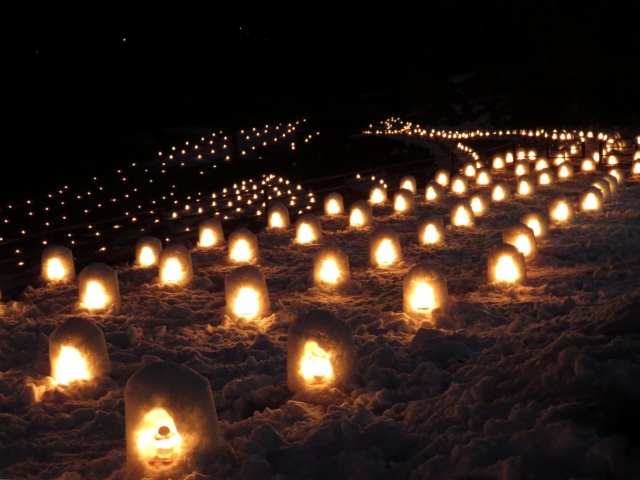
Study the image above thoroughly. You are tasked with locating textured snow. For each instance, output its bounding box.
[2,166,640,479]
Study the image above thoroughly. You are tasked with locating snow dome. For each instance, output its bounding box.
[287,310,358,393]
[527,148,538,161]
[514,159,530,177]
[434,168,450,187]
[349,200,373,229]
[469,192,490,216]
[49,317,110,385]
[462,161,476,178]
[548,196,576,226]
[450,199,475,227]
[516,147,526,160]
[505,151,514,164]
[517,174,536,196]
[394,188,415,214]
[606,154,619,166]
[324,192,345,215]
[228,227,259,263]
[608,167,625,187]
[296,213,322,245]
[487,243,526,284]
[135,236,163,267]
[78,262,120,311]
[491,182,512,202]
[425,181,445,202]
[581,157,597,173]
[41,245,75,282]
[267,201,291,229]
[313,245,350,288]
[225,265,270,320]
[399,175,417,193]
[403,263,449,320]
[450,174,468,195]
[580,186,604,213]
[417,214,445,245]
[553,151,568,166]
[492,155,506,170]
[125,362,220,476]
[369,226,402,267]
[521,212,548,239]
[535,158,550,172]
[159,244,193,285]
[632,158,640,175]
[557,161,574,180]
[591,178,612,202]
[475,168,492,186]
[369,185,388,205]
[537,168,555,186]
[198,218,224,247]
[502,223,538,258]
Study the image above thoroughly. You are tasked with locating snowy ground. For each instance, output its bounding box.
[2,158,640,480]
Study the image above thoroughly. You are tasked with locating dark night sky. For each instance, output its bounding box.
[2,2,639,185]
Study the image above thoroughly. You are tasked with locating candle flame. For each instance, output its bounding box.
[370,189,384,204]
[234,287,260,319]
[300,341,333,384]
[470,197,483,213]
[270,212,283,228]
[583,193,598,210]
[84,281,108,309]
[136,409,182,461]
[423,224,439,244]
[200,229,215,247]
[554,203,569,221]
[139,246,156,266]
[395,195,406,212]
[411,282,435,312]
[327,199,340,214]
[436,173,448,186]
[53,346,90,385]
[453,206,470,226]
[162,258,183,283]
[319,259,340,283]
[376,239,396,266]
[495,256,519,283]
[297,223,315,244]
[350,208,364,226]
[526,219,541,237]
[514,235,531,256]
[47,258,65,280]
[231,239,251,262]
[426,186,437,200]
[452,179,466,194]
[493,186,505,201]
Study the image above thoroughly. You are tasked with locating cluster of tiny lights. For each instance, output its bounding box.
[0,120,316,269]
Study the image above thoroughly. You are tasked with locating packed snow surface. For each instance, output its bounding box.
[2,164,640,479]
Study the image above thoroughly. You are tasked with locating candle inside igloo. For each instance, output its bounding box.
[394,188,415,214]
[581,158,596,173]
[591,178,612,202]
[287,310,358,393]
[78,263,120,311]
[41,245,75,282]
[399,175,417,193]
[491,182,512,202]
[313,245,350,288]
[369,185,388,205]
[520,212,548,239]
[514,160,530,177]
[470,192,490,216]
[425,181,444,202]
[487,243,526,284]
[225,265,270,320]
[369,226,402,267]
[475,168,492,186]
[537,168,554,186]
[135,237,163,267]
[349,200,373,229]
[517,175,535,196]
[580,186,603,213]
[125,362,220,475]
[324,192,345,215]
[417,214,445,245]
[296,213,322,244]
[548,196,576,225]
[434,169,450,187]
[450,199,474,227]
[49,317,110,385]
[159,244,193,284]
[557,161,574,180]
[403,263,449,320]
[228,228,259,263]
[450,174,468,195]
[198,219,224,247]
[268,201,291,229]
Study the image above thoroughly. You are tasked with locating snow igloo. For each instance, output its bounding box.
[450,174,468,195]
[225,265,270,321]
[49,317,110,385]
[502,223,537,258]
[514,159,530,177]
[399,175,417,193]
[434,168,450,187]
[349,200,373,229]
[417,214,445,245]
[394,188,415,214]
[268,201,291,229]
[425,181,444,202]
[470,192,490,216]
[369,226,402,267]
[41,245,75,282]
[487,243,526,284]
[198,218,224,247]
[517,175,536,196]
[369,185,388,205]
[491,182,512,202]
[403,263,449,320]
[228,228,259,263]
[287,310,358,393]
[324,192,345,215]
[135,236,163,267]
[462,161,476,178]
[313,245,350,288]
[125,362,220,476]
[580,186,604,213]
[450,199,474,227]
[557,161,574,180]
[78,262,120,311]
[475,167,492,186]
[548,196,576,226]
[537,168,555,186]
[296,213,322,244]
[159,244,193,284]
[520,212,548,239]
